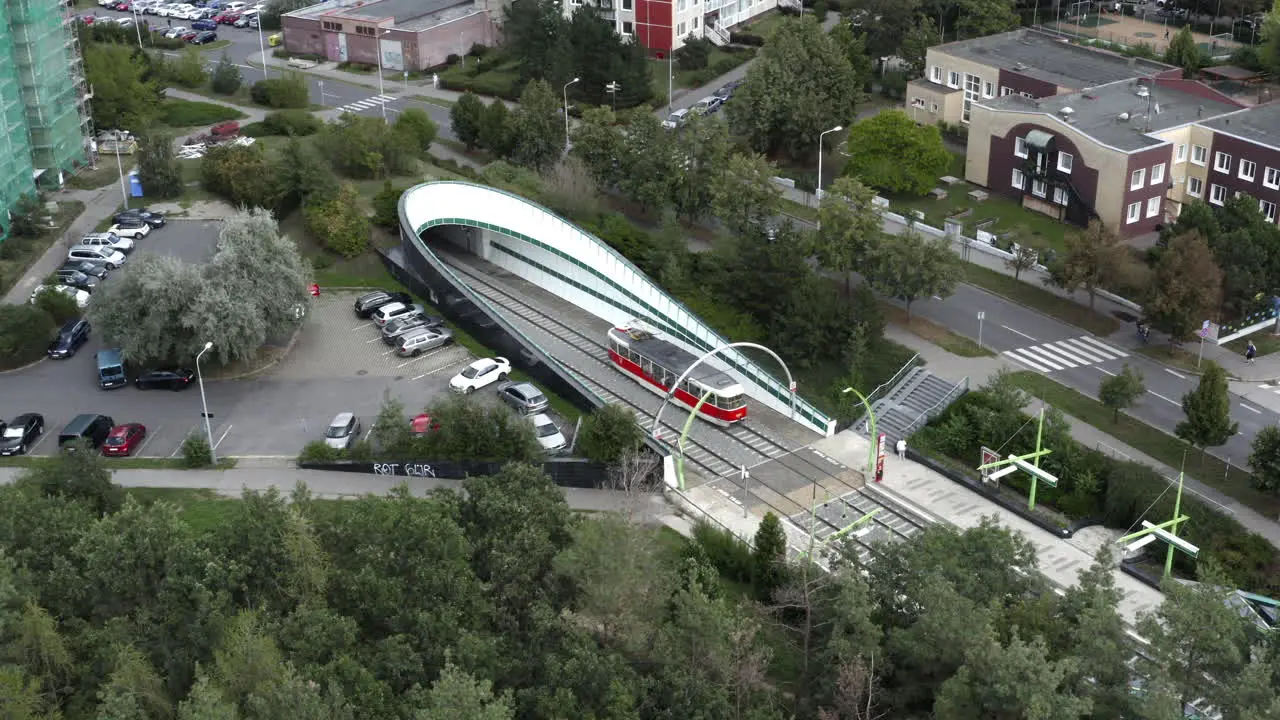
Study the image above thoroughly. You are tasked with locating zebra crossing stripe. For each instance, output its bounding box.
[1003,349,1054,372]
[1012,348,1067,370]
[1028,345,1081,367]
[1040,342,1091,365]
[1055,338,1109,363]
[350,100,376,109]
[373,95,396,102]
[1075,335,1128,357]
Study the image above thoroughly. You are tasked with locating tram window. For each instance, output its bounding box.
[718,394,743,409]
[642,359,653,376]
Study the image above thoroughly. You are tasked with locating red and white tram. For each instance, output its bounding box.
[607,323,747,425]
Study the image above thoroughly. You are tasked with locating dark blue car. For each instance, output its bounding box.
[191,18,217,30]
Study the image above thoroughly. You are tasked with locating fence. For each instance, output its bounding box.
[299,457,612,488]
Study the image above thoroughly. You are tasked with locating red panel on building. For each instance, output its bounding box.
[634,0,672,53]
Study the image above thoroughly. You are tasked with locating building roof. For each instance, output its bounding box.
[285,0,476,30]
[907,78,962,95]
[980,78,1241,152]
[1202,64,1263,81]
[936,28,1173,91]
[1199,101,1280,150]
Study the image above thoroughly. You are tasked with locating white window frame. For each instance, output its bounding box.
[1126,201,1141,224]
[1014,136,1028,159]
[677,20,685,35]
[1012,168,1026,190]
[1191,145,1207,166]
[677,0,686,11]
[911,97,926,108]
[930,102,938,113]
[1032,178,1047,197]
[691,15,698,27]
[1187,176,1203,197]
[983,81,994,98]
[948,71,960,88]
[1262,199,1278,223]
[1000,86,1013,96]
[1175,144,1187,163]
[1151,163,1165,186]
[1239,158,1257,182]
[1214,151,1232,173]
[931,66,942,83]
[1057,152,1073,174]
[1130,168,1145,191]
[1265,167,1280,190]
[1209,183,1226,205]
[1146,195,1161,218]
[1053,186,1068,205]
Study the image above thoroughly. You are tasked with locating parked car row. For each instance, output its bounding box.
[662,82,737,130]
[0,411,150,458]
[354,290,456,358]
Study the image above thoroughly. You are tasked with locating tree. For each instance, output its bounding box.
[675,35,713,70]
[1098,363,1145,421]
[274,137,338,213]
[507,79,563,171]
[576,404,643,464]
[210,53,242,95]
[305,184,370,259]
[751,512,788,602]
[667,112,731,219]
[393,108,438,158]
[1176,361,1239,452]
[898,16,940,78]
[933,632,1090,720]
[201,143,278,209]
[864,227,961,317]
[136,130,183,200]
[249,73,309,109]
[177,675,239,720]
[1053,220,1128,310]
[0,304,55,371]
[615,109,681,212]
[170,46,208,89]
[1003,234,1042,281]
[479,100,513,158]
[450,93,486,150]
[84,44,160,131]
[562,5,653,108]
[8,193,43,239]
[954,0,1021,38]
[828,21,874,106]
[569,105,625,189]
[1146,232,1223,343]
[1165,25,1205,78]
[727,18,860,158]
[1263,0,1280,77]
[842,110,951,195]
[369,393,413,455]
[415,663,514,720]
[371,181,406,230]
[31,287,80,326]
[813,176,881,293]
[87,253,206,367]
[19,440,120,516]
[1250,425,1280,494]
[709,152,783,239]
[319,113,417,179]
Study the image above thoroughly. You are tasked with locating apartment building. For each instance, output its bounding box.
[0,0,92,240]
[906,28,1172,126]
[565,0,776,53]
[1197,103,1280,223]
[965,78,1240,237]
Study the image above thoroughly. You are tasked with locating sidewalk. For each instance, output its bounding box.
[2,185,123,305]
[885,323,1280,549]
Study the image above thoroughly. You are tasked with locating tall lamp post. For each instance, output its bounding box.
[841,387,877,476]
[131,7,144,48]
[256,12,269,78]
[113,144,129,210]
[376,29,391,123]
[816,124,843,226]
[562,77,579,151]
[606,80,621,112]
[196,341,217,464]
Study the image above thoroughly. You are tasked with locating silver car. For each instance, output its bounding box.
[496,381,549,415]
[395,327,453,357]
[529,413,566,452]
[380,313,442,344]
[322,412,360,450]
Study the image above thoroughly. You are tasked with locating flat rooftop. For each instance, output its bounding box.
[1200,101,1280,150]
[981,79,1241,151]
[286,0,476,29]
[937,28,1172,91]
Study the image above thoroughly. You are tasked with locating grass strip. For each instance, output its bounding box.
[1004,370,1278,518]
[960,264,1120,336]
[880,302,994,358]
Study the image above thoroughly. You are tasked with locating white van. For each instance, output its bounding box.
[225,1,247,11]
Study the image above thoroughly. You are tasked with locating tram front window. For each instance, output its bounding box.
[717,394,744,409]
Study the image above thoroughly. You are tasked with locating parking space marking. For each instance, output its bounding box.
[362,424,374,443]
[170,424,200,457]
[366,336,383,344]
[381,348,398,356]
[213,424,232,450]
[418,358,470,379]
[135,425,160,456]
[27,429,50,454]
[395,346,450,368]
[351,322,373,331]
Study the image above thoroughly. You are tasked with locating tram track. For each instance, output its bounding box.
[437,252,929,560]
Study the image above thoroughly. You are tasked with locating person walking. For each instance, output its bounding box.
[895,438,907,459]
[1247,340,1257,364]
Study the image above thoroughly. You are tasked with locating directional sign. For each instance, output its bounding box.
[789,380,797,392]
[978,311,985,320]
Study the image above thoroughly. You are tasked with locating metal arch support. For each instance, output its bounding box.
[652,341,797,445]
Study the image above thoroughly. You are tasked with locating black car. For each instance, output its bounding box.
[115,208,166,228]
[0,413,44,456]
[353,290,413,318]
[60,259,109,279]
[54,268,99,292]
[191,30,217,43]
[134,367,195,390]
[713,80,742,102]
[47,318,90,359]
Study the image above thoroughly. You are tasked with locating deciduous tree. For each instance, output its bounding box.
[416,663,514,720]
[371,181,406,230]
[507,79,563,171]
[954,0,1020,38]
[450,93,486,150]
[136,130,183,200]
[393,108,438,158]
[710,152,783,239]
[813,175,881,292]
[20,441,121,517]
[668,112,731,219]
[1263,0,1280,78]
[576,404,643,465]
[274,137,338,213]
[843,110,951,196]
[210,53,242,95]
[1176,361,1239,452]
[864,226,961,317]
[201,143,278,209]
[899,17,940,78]
[1053,220,1128,310]
[1249,425,1280,493]
[84,44,160,131]
[1003,234,1042,281]
[1146,232,1222,343]
[1099,363,1145,421]
[305,184,369,259]
[170,46,208,89]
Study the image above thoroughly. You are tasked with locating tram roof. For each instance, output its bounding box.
[610,327,740,392]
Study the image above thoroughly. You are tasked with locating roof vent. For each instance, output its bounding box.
[1118,112,1130,121]
[1060,106,1074,119]
[1014,62,1028,71]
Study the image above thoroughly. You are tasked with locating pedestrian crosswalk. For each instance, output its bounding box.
[334,95,397,115]
[1002,335,1129,372]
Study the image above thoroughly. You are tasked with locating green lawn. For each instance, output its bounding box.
[1225,332,1280,358]
[960,263,1120,336]
[413,94,456,109]
[1005,371,1279,518]
[159,98,247,128]
[881,302,995,357]
[438,57,520,100]
[0,200,85,298]
[737,10,796,40]
[779,197,818,223]
[649,47,757,94]
[67,161,134,190]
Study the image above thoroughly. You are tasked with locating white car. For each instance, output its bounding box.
[529,413,567,452]
[450,357,511,394]
[30,284,90,309]
[109,223,150,240]
[322,412,361,450]
[661,108,689,130]
[81,232,134,254]
[97,0,117,6]
[164,25,188,37]
[67,246,126,269]
[371,302,424,327]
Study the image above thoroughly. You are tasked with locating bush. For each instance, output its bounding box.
[691,521,754,584]
[371,180,406,229]
[250,74,309,109]
[32,289,80,326]
[675,36,713,70]
[445,53,461,65]
[469,43,489,57]
[159,99,245,127]
[239,121,268,137]
[304,184,369,258]
[210,54,242,95]
[169,47,208,89]
[730,30,765,46]
[182,432,213,468]
[299,440,340,464]
[0,304,55,370]
[576,404,644,464]
[336,61,377,73]
[261,109,321,136]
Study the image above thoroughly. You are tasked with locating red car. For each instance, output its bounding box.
[114,1,130,9]
[101,423,146,457]
[181,30,199,40]
[215,11,239,23]
[410,413,440,435]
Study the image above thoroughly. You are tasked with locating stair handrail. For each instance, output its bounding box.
[863,353,922,412]
[709,23,730,44]
[899,376,969,439]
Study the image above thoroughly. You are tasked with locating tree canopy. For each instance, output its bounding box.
[843,110,952,196]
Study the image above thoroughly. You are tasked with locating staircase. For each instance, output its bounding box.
[868,367,968,444]
[704,23,730,46]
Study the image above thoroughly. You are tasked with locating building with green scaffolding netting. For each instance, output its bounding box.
[0,0,91,240]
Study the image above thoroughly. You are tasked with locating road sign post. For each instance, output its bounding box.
[977,311,985,348]
[874,433,886,483]
[980,446,999,484]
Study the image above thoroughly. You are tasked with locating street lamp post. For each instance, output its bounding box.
[606,81,621,112]
[816,124,843,228]
[131,8,144,48]
[375,29,393,123]
[256,14,269,79]
[841,387,877,476]
[562,77,579,151]
[195,341,217,464]
[114,145,128,210]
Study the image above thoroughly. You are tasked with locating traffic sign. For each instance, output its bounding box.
[980,446,999,481]
[788,380,797,392]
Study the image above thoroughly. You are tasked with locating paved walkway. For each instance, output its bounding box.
[2,185,123,305]
[883,323,1280,549]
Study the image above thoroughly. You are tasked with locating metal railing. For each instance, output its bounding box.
[864,353,922,411]
[705,23,730,46]
[900,376,969,439]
